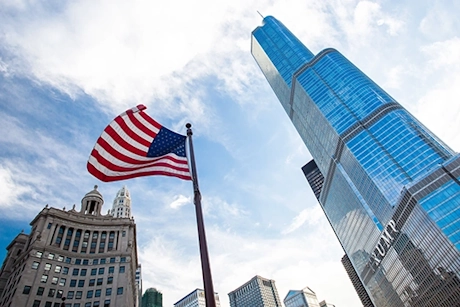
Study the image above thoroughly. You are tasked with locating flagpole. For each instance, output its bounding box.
[186,123,217,307]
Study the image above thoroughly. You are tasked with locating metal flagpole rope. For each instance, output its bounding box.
[186,123,217,307]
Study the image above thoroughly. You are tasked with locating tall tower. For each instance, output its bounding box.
[111,186,132,218]
[228,275,282,307]
[0,186,139,307]
[284,287,320,307]
[251,16,460,307]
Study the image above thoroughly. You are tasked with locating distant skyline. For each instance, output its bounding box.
[1,1,459,306]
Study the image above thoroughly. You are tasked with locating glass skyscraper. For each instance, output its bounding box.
[251,16,460,307]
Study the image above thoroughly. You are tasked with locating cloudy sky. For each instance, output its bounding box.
[1,0,459,306]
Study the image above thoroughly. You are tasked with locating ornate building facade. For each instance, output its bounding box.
[0,185,138,307]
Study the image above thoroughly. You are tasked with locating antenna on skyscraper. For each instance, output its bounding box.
[257,11,264,19]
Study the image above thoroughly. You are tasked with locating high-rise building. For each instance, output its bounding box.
[251,16,460,307]
[341,254,375,307]
[284,286,320,307]
[228,275,282,307]
[174,288,221,307]
[142,287,162,307]
[0,185,138,307]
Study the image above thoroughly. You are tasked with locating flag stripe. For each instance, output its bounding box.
[91,143,189,171]
[128,111,159,140]
[87,104,192,182]
[88,160,192,182]
[113,116,152,149]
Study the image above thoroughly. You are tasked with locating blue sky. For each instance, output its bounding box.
[1,0,459,306]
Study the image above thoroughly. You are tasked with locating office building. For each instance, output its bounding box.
[228,275,282,307]
[284,287,320,307]
[142,288,162,307]
[0,185,138,307]
[252,16,460,306]
[174,288,220,307]
[341,254,374,307]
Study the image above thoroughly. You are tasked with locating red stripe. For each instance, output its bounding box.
[126,111,158,139]
[139,111,162,130]
[88,162,192,182]
[113,116,151,148]
[105,125,147,157]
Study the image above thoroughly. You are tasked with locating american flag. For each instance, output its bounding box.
[87,105,192,182]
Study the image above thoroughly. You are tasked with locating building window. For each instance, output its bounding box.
[93,302,100,307]
[57,255,64,262]
[104,300,110,307]
[85,303,91,307]
[93,259,98,265]
[98,268,104,275]
[117,287,123,295]
[67,291,74,299]
[32,262,40,269]
[105,288,112,296]
[33,300,41,307]
[59,278,66,286]
[76,291,82,299]
[36,251,43,258]
[80,269,87,276]
[22,285,31,294]
[48,288,56,297]
[78,280,85,287]
[89,279,95,287]
[44,263,51,271]
[56,290,63,299]
[65,257,71,264]
[72,269,79,276]
[97,278,103,286]
[45,302,52,307]
[63,267,69,275]
[107,277,113,284]
[48,253,55,260]
[91,268,97,275]
[55,265,62,273]
[37,287,44,296]
[119,266,125,273]
[109,258,115,263]
[47,223,52,229]
[87,290,93,298]
[70,279,77,287]
[108,267,114,274]
[100,258,106,264]
[122,231,126,237]
[83,259,89,265]
[51,277,58,285]
[75,259,81,265]
[95,289,101,297]
[41,275,48,283]
[120,257,126,263]
[74,304,81,307]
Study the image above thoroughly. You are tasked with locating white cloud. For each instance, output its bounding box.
[0,166,32,208]
[169,194,191,209]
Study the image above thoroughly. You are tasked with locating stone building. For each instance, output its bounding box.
[0,185,138,307]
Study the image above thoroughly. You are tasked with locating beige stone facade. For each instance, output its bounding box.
[0,186,138,307]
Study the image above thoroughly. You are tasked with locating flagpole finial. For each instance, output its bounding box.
[186,123,192,128]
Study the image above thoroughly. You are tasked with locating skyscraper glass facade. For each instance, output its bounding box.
[252,16,460,307]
